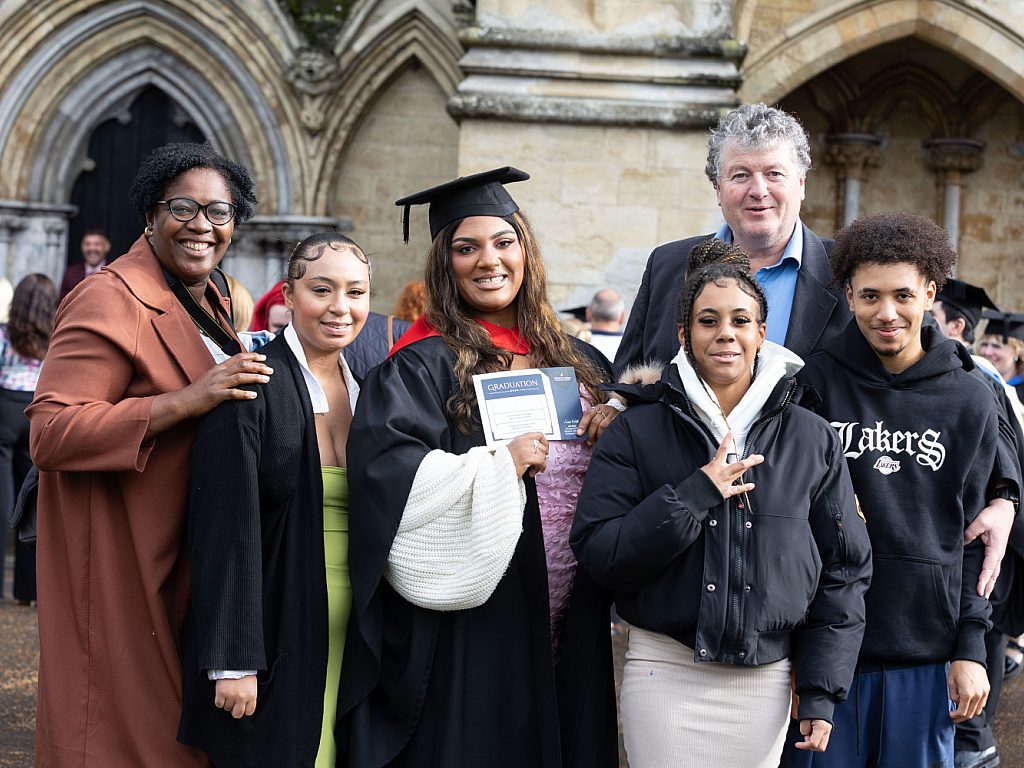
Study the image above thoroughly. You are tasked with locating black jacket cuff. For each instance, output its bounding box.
[796,690,835,725]
[673,470,723,523]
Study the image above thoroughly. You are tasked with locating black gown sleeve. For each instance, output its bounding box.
[187,393,267,672]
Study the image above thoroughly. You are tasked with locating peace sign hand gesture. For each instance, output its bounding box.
[700,431,763,499]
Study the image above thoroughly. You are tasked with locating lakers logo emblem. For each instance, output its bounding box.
[872,456,901,475]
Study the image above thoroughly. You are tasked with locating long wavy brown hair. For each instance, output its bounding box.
[8,273,56,361]
[424,210,606,433]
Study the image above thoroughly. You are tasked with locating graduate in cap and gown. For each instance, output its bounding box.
[340,168,620,768]
[979,309,1024,400]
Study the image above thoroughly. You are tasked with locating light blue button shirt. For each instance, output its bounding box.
[714,221,803,346]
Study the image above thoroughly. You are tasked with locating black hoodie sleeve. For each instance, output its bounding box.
[792,430,872,723]
[955,406,1009,664]
[571,414,723,593]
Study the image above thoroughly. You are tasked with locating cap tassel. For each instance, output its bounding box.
[402,205,411,244]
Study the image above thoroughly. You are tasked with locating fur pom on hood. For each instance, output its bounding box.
[617,363,665,387]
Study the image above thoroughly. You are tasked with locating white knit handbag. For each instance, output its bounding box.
[385,445,526,610]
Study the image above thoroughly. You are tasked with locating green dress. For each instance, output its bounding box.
[316,466,351,768]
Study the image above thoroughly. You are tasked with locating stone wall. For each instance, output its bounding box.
[459,120,721,310]
[781,33,1024,311]
[331,62,460,312]
[2,0,1024,315]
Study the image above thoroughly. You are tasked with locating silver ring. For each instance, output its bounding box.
[532,439,540,452]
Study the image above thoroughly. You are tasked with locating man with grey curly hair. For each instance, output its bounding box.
[616,102,849,369]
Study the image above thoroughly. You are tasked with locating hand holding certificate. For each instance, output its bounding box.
[472,367,584,447]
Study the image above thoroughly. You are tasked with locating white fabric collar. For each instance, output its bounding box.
[670,340,804,456]
[283,323,360,415]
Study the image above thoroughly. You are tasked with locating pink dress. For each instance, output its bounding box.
[534,397,594,657]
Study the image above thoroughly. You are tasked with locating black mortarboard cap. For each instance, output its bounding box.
[561,305,588,322]
[395,167,530,243]
[937,278,997,328]
[981,309,1024,341]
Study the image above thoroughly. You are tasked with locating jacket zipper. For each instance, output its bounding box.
[724,380,796,661]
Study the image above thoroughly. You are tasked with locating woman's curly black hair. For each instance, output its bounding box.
[677,238,768,371]
[129,142,258,224]
[830,212,956,290]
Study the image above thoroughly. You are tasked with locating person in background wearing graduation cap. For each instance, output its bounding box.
[340,167,620,768]
[933,281,1024,424]
[979,310,1024,397]
[932,281,1024,768]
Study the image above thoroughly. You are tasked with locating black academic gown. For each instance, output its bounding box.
[178,333,329,767]
[341,336,618,768]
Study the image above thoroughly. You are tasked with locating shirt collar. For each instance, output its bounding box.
[283,323,360,415]
[714,220,804,272]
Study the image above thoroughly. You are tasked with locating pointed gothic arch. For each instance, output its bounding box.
[0,3,304,213]
[310,3,463,214]
[739,0,1024,109]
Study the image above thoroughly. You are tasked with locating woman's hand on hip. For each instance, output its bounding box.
[146,352,273,438]
[507,432,549,477]
[700,431,763,499]
[214,676,258,718]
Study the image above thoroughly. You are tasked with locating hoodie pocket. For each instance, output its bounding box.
[862,554,957,661]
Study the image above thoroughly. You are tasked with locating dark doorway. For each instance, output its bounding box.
[67,86,206,267]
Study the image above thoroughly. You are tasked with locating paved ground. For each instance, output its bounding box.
[1,602,1022,767]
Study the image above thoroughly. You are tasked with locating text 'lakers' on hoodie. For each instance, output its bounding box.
[798,322,1018,667]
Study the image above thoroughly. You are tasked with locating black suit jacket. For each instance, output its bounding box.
[615,224,850,371]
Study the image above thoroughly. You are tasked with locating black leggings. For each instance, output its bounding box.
[0,388,36,601]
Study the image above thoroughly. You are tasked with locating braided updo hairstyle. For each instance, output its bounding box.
[677,238,768,374]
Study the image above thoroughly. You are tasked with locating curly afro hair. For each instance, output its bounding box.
[129,142,258,224]
[830,212,956,290]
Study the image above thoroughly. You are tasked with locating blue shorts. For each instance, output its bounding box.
[782,661,954,768]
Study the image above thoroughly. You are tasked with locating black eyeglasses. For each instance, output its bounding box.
[156,198,236,226]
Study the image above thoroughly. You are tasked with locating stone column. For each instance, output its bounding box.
[823,134,882,229]
[923,138,985,256]
[0,200,76,286]
[0,215,25,279]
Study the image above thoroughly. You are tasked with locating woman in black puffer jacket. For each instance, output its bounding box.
[571,239,872,767]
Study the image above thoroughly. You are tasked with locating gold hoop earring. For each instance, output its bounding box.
[144,225,154,237]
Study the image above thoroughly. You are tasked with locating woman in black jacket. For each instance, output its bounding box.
[571,239,872,767]
[179,232,370,767]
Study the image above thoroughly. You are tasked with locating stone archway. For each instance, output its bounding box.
[0,1,314,288]
[777,37,1024,307]
[310,2,463,215]
[739,0,1024,108]
[0,12,298,213]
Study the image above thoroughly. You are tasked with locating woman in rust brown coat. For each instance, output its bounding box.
[27,143,270,768]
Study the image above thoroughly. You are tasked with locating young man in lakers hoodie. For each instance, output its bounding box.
[788,213,1020,768]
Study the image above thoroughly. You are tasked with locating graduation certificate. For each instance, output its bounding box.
[472,367,584,447]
